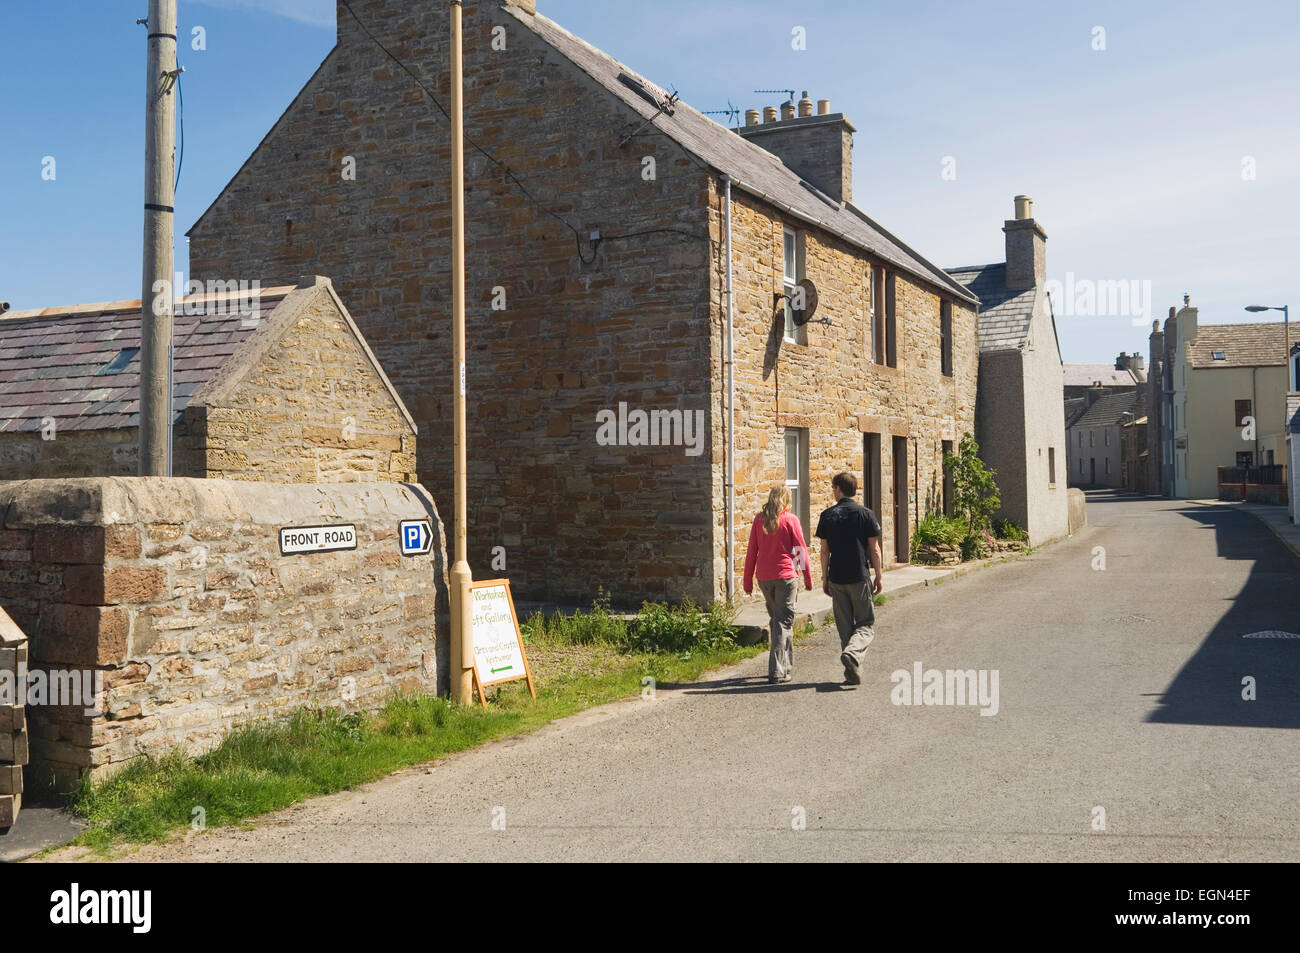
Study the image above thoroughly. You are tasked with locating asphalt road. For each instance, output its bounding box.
[96,494,1300,861]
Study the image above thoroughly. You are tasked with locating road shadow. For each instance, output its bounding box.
[663,675,850,695]
[1146,504,1300,728]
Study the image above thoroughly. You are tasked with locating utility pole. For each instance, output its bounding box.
[448,0,474,705]
[139,0,178,476]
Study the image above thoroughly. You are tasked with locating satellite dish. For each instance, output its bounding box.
[792,278,819,327]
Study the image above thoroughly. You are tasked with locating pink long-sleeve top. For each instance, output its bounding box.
[743,511,814,592]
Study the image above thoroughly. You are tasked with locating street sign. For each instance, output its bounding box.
[279,524,357,556]
[469,579,535,706]
[399,518,433,557]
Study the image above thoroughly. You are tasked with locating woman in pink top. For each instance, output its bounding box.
[743,487,814,683]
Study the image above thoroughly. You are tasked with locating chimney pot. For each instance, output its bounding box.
[1014,195,1033,220]
[817,99,830,115]
[763,106,778,123]
[798,92,813,117]
[745,108,760,126]
[780,101,796,121]
[1183,294,1190,306]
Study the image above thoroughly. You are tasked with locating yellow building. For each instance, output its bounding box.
[1169,302,1293,500]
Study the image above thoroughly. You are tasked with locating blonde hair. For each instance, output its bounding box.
[761,486,791,534]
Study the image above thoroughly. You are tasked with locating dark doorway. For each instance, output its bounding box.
[1090,458,1096,484]
[941,439,954,516]
[863,432,882,519]
[892,436,909,563]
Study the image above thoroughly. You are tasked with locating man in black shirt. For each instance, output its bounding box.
[814,472,884,686]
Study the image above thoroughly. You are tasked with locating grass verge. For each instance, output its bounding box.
[69,599,764,853]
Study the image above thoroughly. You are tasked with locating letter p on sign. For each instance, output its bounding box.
[400,519,433,556]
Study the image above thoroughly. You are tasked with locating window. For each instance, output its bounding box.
[1104,430,1110,447]
[1234,399,1252,426]
[1105,458,1110,475]
[1079,457,1084,475]
[1212,351,1226,361]
[870,265,886,364]
[784,428,810,540]
[1077,431,1083,448]
[782,228,806,345]
[1048,447,1056,487]
[940,300,953,377]
[1089,431,1094,448]
[98,347,140,375]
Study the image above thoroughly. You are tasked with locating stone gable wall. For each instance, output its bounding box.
[0,477,446,789]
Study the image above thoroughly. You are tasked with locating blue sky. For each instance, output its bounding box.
[2,0,1297,363]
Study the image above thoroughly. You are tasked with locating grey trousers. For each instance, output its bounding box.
[758,577,797,680]
[828,580,876,671]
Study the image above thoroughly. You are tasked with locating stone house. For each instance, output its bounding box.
[1164,299,1293,499]
[1066,389,1144,489]
[0,277,417,483]
[187,0,979,606]
[947,196,1069,544]
[1063,354,1146,400]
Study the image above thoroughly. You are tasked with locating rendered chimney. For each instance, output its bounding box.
[1003,194,1047,291]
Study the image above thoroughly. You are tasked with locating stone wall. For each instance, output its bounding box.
[0,477,447,789]
[190,0,718,606]
[709,184,978,596]
[180,284,418,483]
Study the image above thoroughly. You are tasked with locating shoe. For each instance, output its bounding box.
[841,652,861,685]
[780,672,792,683]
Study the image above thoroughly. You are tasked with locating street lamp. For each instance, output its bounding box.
[1246,304,1292,390]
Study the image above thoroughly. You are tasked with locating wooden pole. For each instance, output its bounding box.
[448,0,474,705]
[139,0,178,476]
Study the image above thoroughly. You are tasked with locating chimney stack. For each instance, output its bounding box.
[1003,194,1047,291]
[737,92,856,203]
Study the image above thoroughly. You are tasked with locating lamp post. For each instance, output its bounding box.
[1245,304,1291,389]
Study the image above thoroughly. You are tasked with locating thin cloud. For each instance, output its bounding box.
[188,0,335,28]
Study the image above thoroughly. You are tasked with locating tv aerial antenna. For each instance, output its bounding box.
[703,100,741,127]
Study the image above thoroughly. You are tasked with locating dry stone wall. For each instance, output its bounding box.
[0,477,447,790]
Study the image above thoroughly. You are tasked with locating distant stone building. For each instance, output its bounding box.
[1066,389,1144,489]
[1165,300,1293,499]
[1063,353,1146,400]
[947,196,1069,544]
[0,278,416,483]
[188,0,979,606]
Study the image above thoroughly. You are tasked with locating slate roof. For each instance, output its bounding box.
[944,263,1037,351]
[0,287,293,433]
[506,6,977,307]
[1063,363,1142,388]
[1187,322,1289,368]
[1069,390,1144,430]
[1064,396,1089,427]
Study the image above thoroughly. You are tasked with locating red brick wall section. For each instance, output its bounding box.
[0,477,447,791]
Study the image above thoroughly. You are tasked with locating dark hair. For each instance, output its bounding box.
[832,472,858,497]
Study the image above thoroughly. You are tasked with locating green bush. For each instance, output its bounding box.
[960,534,987,561]
[521,588,629,646]
[993,518,1027,542]
[912,513,966,558]
[628,599,737,654]
[943,434,1001,535]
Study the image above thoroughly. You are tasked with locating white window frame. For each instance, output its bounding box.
[782,227,807,346]
[784,427,810,540]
